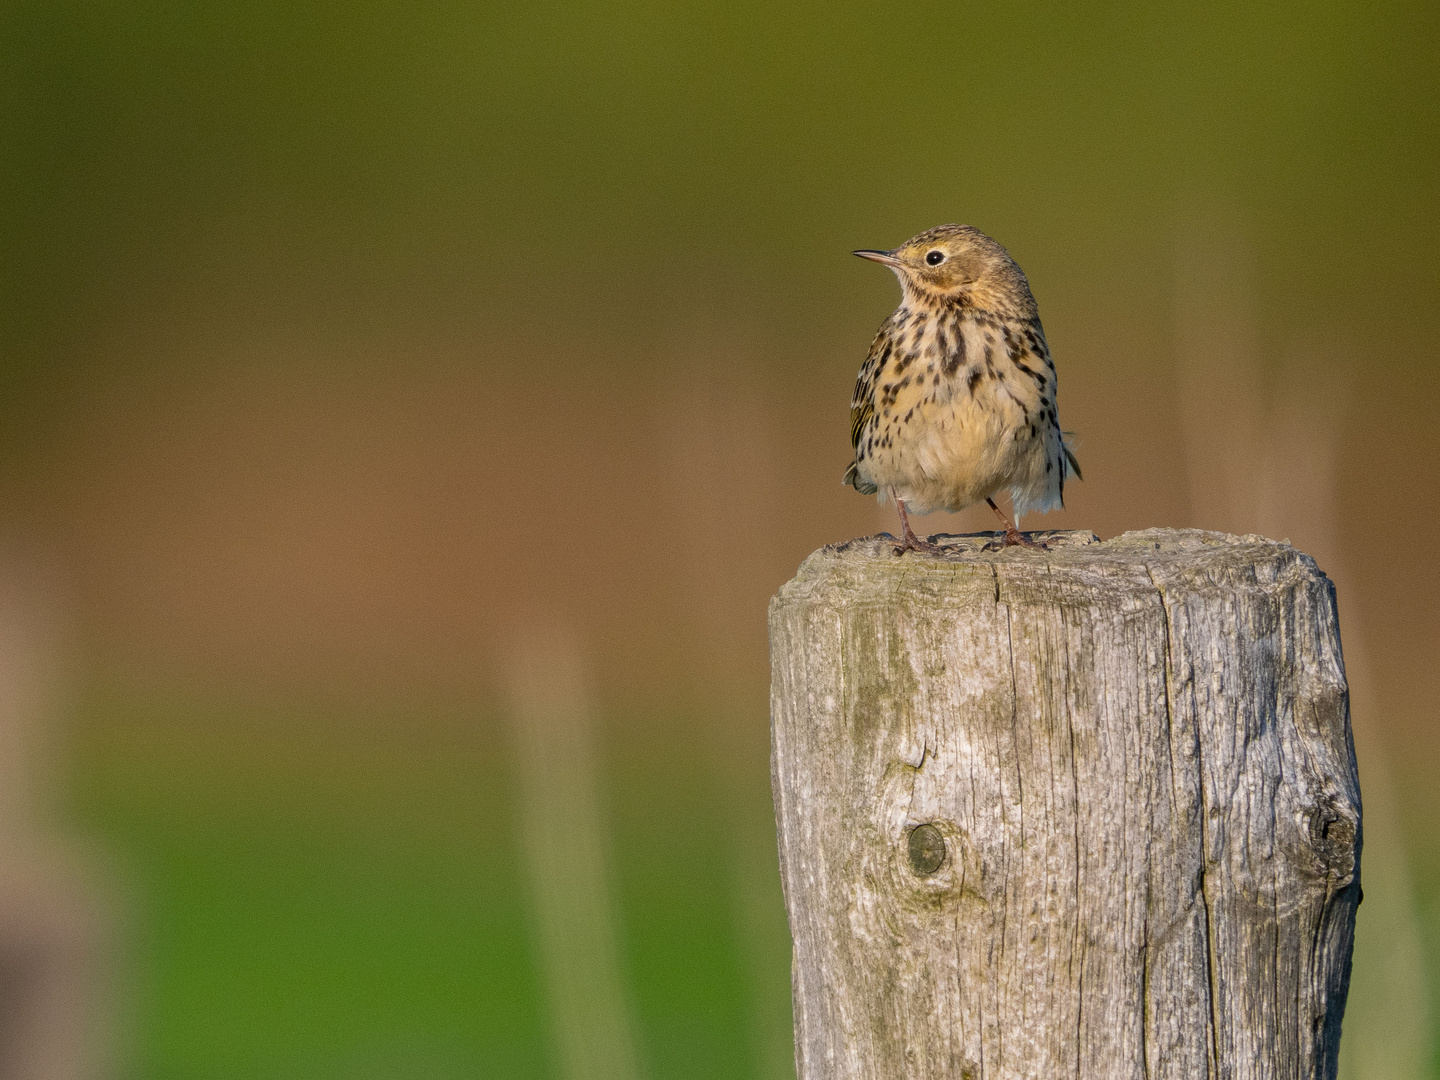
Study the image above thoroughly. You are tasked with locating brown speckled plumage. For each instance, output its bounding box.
[844,224,1080,552]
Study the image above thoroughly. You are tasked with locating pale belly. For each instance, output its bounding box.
[859,370,1061,517]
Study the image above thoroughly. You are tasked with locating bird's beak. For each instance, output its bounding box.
[853,249,903,268]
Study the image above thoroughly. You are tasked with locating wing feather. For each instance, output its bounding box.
[850,332,890,452]
[843,325,892,494]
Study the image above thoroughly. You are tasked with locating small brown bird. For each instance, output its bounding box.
[844,224,1080,553]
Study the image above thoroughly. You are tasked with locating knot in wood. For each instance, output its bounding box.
[906,824,946,876]
[1307,797,1359,884]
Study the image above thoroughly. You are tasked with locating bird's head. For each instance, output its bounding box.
[854,224,1034,314]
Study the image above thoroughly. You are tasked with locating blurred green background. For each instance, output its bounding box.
[0,0,1437,1076]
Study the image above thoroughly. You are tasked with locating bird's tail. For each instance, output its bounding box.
[842,460,878,495]
[1061,433,1083,482]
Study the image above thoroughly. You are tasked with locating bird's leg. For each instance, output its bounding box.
[984,497,1047,551]
[894,496,921,552]
[892,495,945,556]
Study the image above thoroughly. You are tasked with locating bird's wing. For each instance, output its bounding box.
[849,327,892,454]
[1021,322,1082,493]
[843,327,891,494]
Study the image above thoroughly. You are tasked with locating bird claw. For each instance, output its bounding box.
[982,528,1049,552]
[892,534,948,557]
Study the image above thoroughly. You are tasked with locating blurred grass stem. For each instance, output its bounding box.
[506,629,644,1080]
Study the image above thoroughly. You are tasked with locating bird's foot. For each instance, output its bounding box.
[983,528,1049,552]
[892,532,949,557]
[890,496,949,556]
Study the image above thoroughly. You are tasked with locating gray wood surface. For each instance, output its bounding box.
[768,528,1360,1079]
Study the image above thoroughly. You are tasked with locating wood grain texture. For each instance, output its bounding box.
[769,528,1360,1080]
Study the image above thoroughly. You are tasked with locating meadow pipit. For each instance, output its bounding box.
[844,224,1081,553]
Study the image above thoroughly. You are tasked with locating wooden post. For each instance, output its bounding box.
[768,529,1360,1080]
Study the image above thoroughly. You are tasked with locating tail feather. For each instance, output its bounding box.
[1061,432,1083,482]
[843,460,878,495]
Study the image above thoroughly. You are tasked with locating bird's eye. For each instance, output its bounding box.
[926,250,945,266]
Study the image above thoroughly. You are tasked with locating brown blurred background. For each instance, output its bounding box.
[0,0,1436,1076]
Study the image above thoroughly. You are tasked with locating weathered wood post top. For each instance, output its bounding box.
[769,528,1360,1080]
